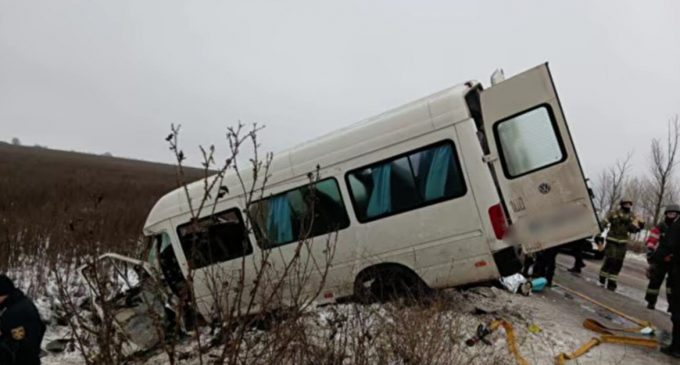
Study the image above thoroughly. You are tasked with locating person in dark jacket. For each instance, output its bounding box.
[661,216,680,358]
[533,246,559,287]
[0,275,46,365]
[645,204,680,311]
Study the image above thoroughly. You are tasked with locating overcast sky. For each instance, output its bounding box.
[1,0,679,177]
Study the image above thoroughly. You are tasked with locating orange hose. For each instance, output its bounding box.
[489,320,529,365]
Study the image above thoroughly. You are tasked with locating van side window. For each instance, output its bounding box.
[495,105,565,178]
[346,141,467,222]
[176,209,252,269]
[249,178,350,248]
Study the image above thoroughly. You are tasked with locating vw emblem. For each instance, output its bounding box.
[538,183,551,194]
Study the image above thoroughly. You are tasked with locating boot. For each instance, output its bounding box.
[661,345,680,358]
[663,326,680,358]
[647,302,655,310]
[606,283,617,292]
[568,267,581,274]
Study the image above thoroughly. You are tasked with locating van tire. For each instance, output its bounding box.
[353,265,431,304]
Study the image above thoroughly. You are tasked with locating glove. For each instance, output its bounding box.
[628,218,643,233]
[646,250,654,263]
[595,235,604,244]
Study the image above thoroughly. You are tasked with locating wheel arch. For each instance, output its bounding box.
[354,262,426,288]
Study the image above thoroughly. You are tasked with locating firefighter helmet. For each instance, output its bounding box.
[665,204,680,214]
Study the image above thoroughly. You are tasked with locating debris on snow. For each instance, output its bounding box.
[45,338,72,353]
[3,264,670,365]
[499,273,531,295]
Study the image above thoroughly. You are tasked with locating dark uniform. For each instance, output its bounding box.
[0,275,45,365]
[645,219,677,310]
[598,205,644,291]
[533,247,559,286]
[662,217,680,357]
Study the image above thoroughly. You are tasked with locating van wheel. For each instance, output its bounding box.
[353,266,431,305]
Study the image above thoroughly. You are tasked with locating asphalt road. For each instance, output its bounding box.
[555,252,672,333]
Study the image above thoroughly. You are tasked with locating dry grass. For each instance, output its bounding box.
[0,142,203,284]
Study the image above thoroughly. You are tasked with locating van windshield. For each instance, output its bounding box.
[153,232,185,296]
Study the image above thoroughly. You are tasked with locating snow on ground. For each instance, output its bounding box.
[5,264,671,364]
[626,252,649,264]
[36,286,671,364]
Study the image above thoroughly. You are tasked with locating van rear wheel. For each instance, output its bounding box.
[353,266,431,304]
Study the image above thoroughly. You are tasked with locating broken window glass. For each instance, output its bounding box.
[176,209,252,269]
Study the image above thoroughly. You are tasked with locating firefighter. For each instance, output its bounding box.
[597,199,645,291]
[0,275,46,365]
[645,204,680,311]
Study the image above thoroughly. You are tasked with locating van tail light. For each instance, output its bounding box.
[488,204,507,240]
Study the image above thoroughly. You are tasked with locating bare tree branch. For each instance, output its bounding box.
[648,115,680,222]
[594,152,633,217]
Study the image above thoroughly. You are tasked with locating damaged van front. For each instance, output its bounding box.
[79,253,173,352]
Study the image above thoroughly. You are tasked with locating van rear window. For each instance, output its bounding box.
[495,105,565,178]
[346,141,466,222]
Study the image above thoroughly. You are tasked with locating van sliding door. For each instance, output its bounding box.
[479,63,599,253]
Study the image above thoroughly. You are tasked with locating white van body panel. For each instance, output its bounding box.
[141,64,597,320]
[479,63,599,252]
[143,84,475,229]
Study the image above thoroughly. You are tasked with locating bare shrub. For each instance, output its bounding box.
[26,124,520,365]
[647,115,680,223]
[161,123,341,365]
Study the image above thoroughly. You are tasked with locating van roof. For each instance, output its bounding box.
[143,81,478,232]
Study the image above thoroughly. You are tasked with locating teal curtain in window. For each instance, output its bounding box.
[425,146,452,200]
[367,164,392,217]
[266,195,293,244]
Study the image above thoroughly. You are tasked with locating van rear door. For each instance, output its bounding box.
[479,63,599,253]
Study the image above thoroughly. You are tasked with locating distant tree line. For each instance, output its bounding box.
[594,115,680,225]
[4,136,113,156]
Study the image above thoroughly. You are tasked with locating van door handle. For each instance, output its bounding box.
[482,154,498,164]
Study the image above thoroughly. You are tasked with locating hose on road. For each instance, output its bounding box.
[551,282,659,363]
[554,334,658,365]
[466,282,660,365]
